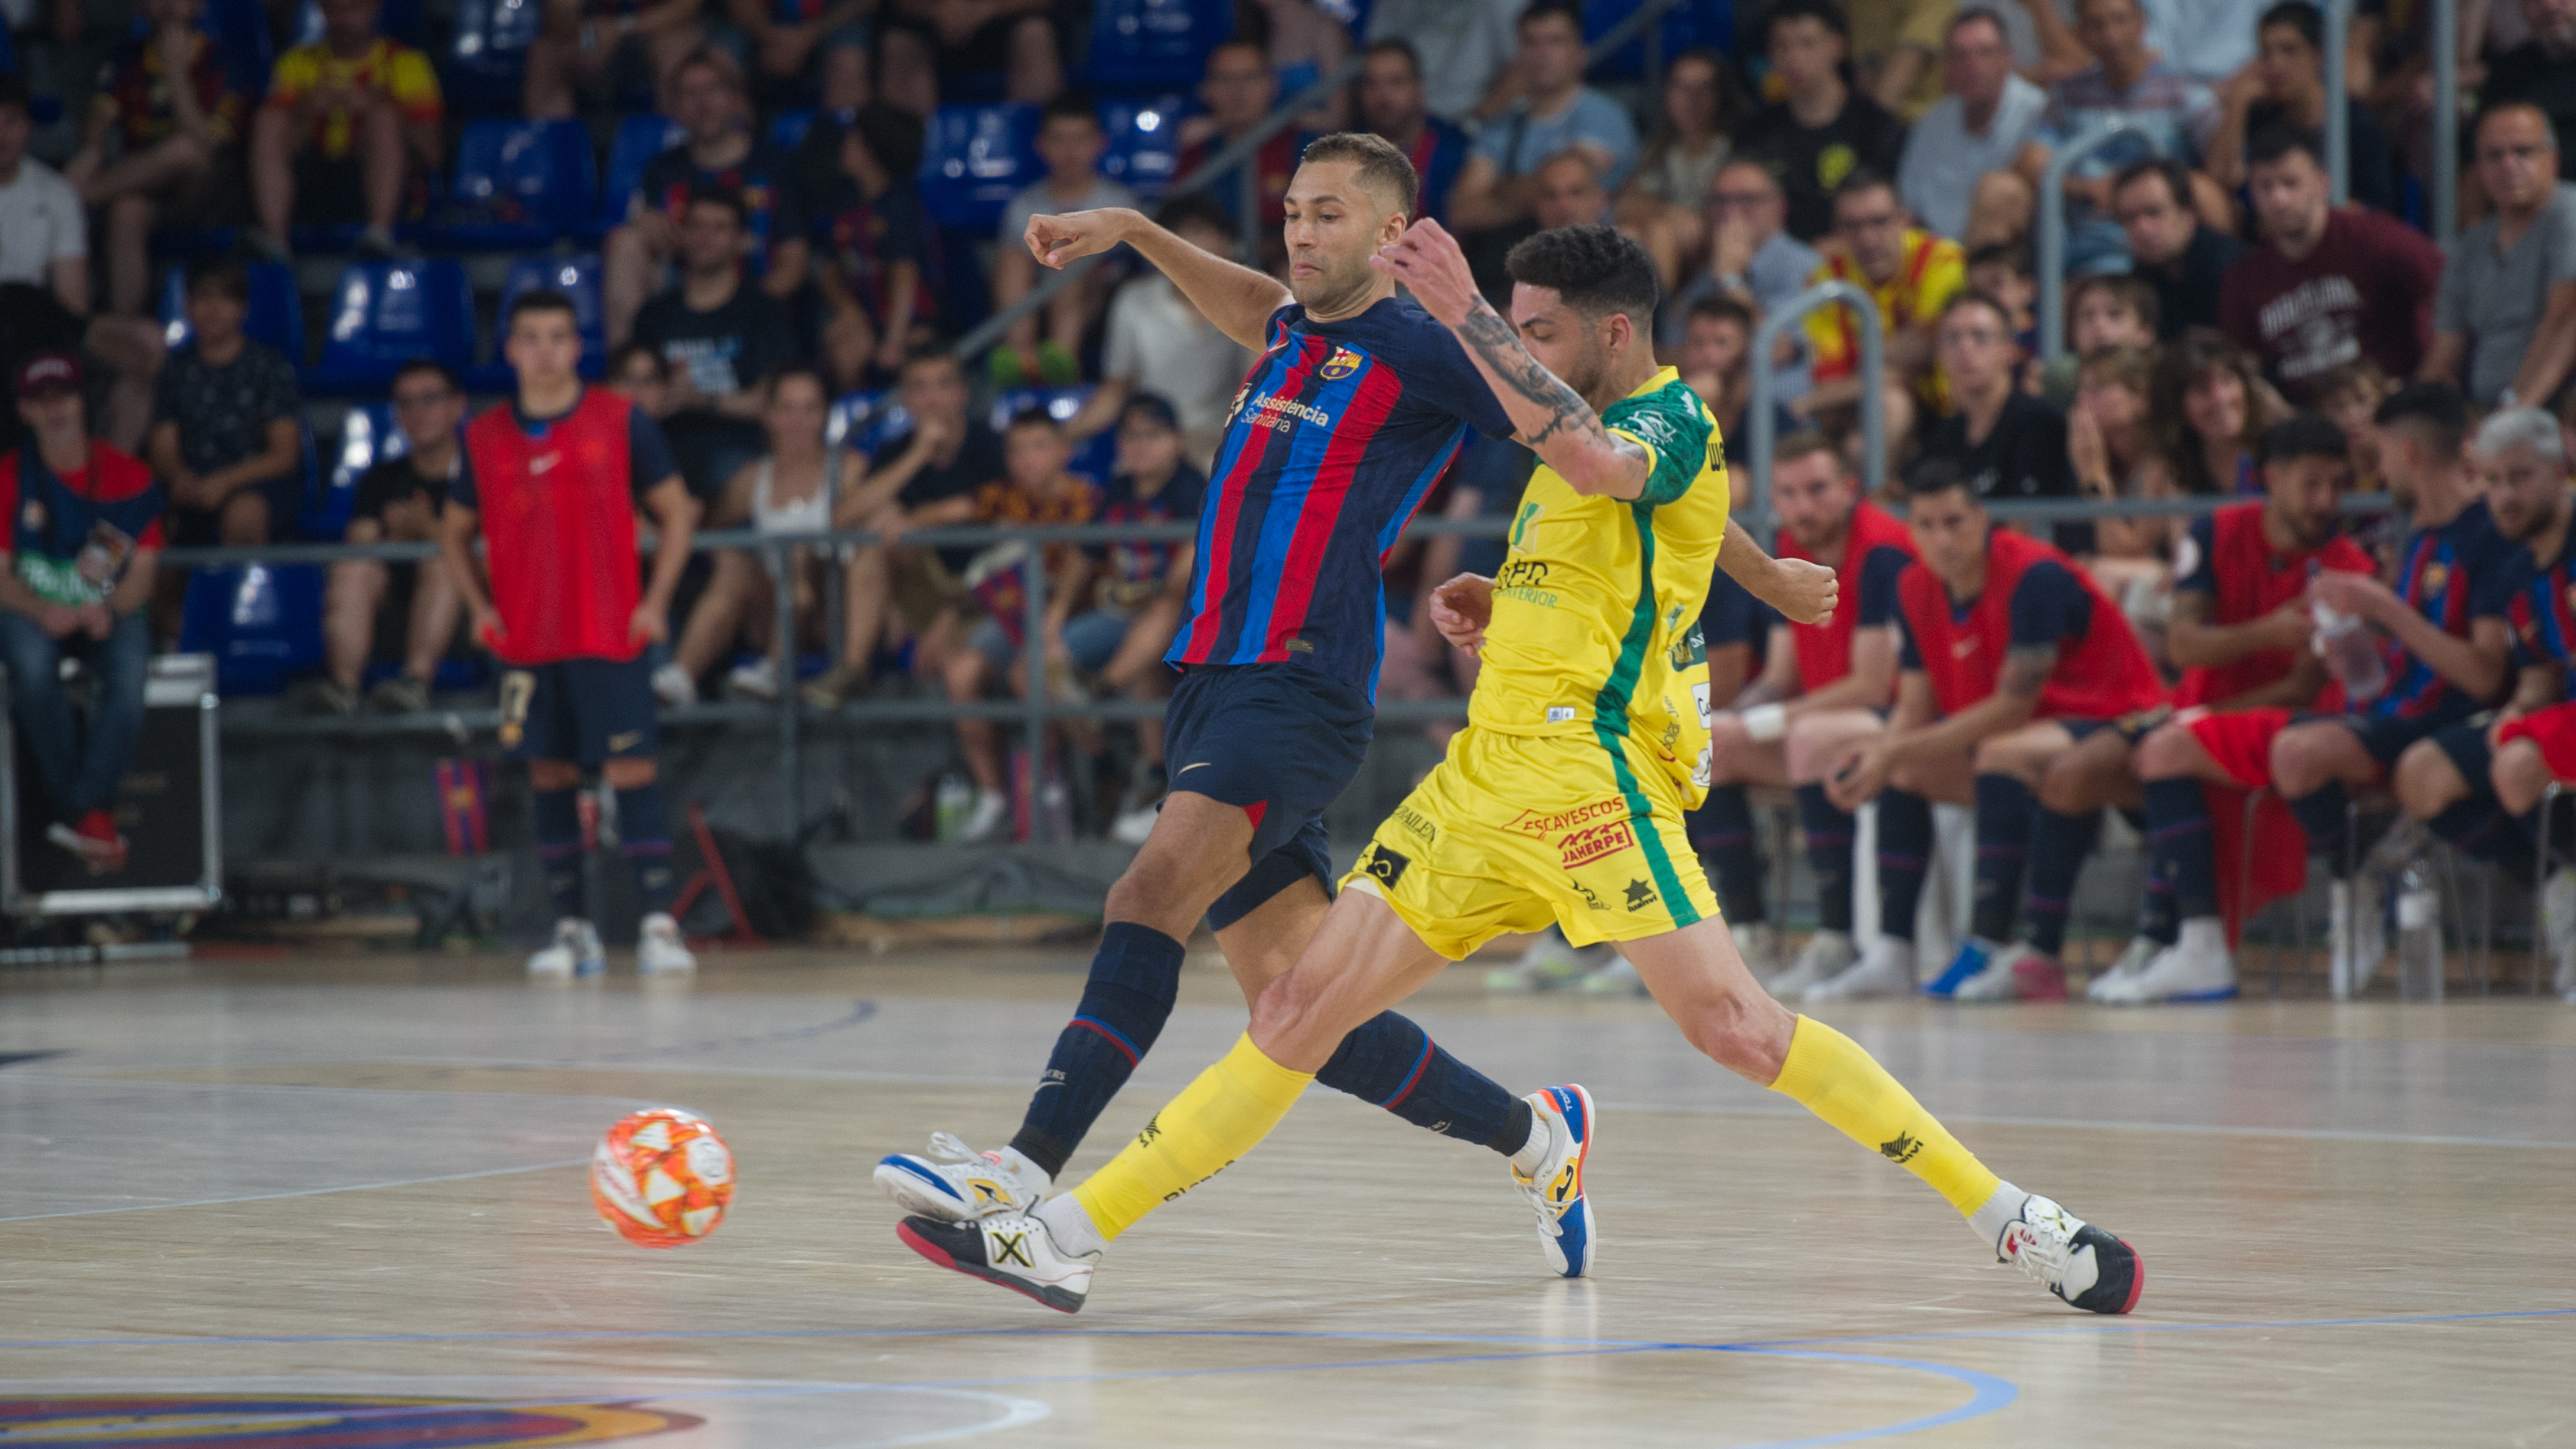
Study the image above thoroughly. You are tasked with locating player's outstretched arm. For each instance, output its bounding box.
[1717,518,1837,628]
[1368,218,1650,500]
[1025,209,1291,353]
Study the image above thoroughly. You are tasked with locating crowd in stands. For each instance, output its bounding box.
[12,0,2576,921]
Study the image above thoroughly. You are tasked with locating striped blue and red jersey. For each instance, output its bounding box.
[2361,497,2517,721]
[1170,297,1514,697]
[2503,527,2576,689]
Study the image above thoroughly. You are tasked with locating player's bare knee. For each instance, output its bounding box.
[2136,722,2200,780]
[602,757,657,790]
[2392,740,2464,818]
[2493,740,2553,815]
[1680,989,1794,1085]
[529,758,581,791]
[2270,726,2339,795]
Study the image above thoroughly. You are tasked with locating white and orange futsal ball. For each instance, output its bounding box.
[592,1108,736,1248]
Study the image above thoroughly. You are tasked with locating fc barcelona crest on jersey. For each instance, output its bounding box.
[2420,562,2449,597]
[20,500,42,532]
[1320,346,1363,381]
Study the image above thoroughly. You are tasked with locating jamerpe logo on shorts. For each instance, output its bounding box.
[1558,819,1635,869]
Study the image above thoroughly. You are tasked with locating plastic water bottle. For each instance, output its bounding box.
[2312,601,2388,702]
[934,776,974,843]
[2394,864,2443,1002]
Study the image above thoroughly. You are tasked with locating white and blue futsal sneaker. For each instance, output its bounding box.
[2101,918,2239,1003]
[874,1133,1052,1222]
[1922,937,2001,998]
[1952,941,2033,1002]
[528,918,604,977]
[1512,1085,1598,1277]
[1995,1193,2144,1315]
[898,1209,1098,1313]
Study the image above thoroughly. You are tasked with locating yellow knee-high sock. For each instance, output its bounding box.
[1070,1033,1314,1241]
[1768,1015,2001,1217]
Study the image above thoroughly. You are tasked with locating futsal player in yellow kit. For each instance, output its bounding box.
[895,222,2145,1317]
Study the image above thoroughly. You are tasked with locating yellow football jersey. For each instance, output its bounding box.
[1466,366,1730,807]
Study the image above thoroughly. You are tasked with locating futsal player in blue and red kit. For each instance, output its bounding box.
[1820,460,2167,1002]
[878,134,1630,1282]
[2112,386,2517,1002]
[2112,415,2376,1003]
[438,289,704,980]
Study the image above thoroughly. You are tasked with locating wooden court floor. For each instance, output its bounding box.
[0,944,2569,1447]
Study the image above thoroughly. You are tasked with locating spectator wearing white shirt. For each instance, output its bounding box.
[0,77,161,453]
[989,94,1138,389]
[1900,8,2048,241]
[1064,195,1253,470]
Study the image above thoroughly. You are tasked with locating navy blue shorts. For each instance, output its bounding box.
[2317,707,2473,768]
[510,658,659,766]
[2428,711,2499,791]
[1162,660,1375,931]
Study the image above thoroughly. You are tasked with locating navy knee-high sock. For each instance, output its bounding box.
[1876,788,1933,942]
[1692,783,1766,923]
[1971,774,2037,944]
[614,785,676,914]
[2429,795,2539,885]
[2286,781,2356,877]
[534,786,585,922]
[2019,807,2102,958]
[1011,923,1185,1178]
[1317,1012,1530,1156]
[1796,782,1856,934]
[2142,777,2218,936]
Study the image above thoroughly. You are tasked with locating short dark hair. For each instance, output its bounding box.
[1006,405,1063,434]
[768,363,830,401]
[2068,273,2160,334]
[1688,293,1755,330]
[1939,289,2015,333]
[506,287,580,331]
[608,341,663,380]
[390,359,460,394]
[1904,456,1975,499]
[187,254,251,303]
[2375,380,2468,458]
[848,103,924,175]
[2261,412,2352,467]
[1517,0,1583,34]
[900,342,962,376]
[2475,100,2560,152]
[1364,37,1423,78]
[1504,224,1661,332]
[1040,92,1099,128]
[1831,166,1897,209]
[2257,0,2323,50]
[1966,242,2032,279]
[1768,0,1849,38]
[2248,122,2324,170]
[685,184,750,228]
[1948,6,2010,43]
[1299,130,1420,220]
[2111,156,2195,211]
[1773,429,1841,469]
[1157,191,1235,236]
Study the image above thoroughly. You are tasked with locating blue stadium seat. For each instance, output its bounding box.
[199,0,275,101]
[597,114,687,232]
[428,119,598,247]
[1083,0,1232,93]
[158,260,304,363]
[315,403,404,540]
[1099,96,1187,200]
[918,104,1041,231]
[178,565,326,696]
[293,0,428,46]
[443,0,541,114]
[991,385,1113,482]
[770,108,816,156]
[1586,0,1734,78]
[467,253,605,390]
[307,259,477,395]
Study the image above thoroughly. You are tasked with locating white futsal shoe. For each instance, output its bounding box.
[875,1133,1053,1222]
[898,1209,1097,1313]
[2328,874,2386,998]
[528,918,604,977]
[1485,930,1599,992]
[2085,936,2160,1002]
[1511,1085,1597,1277]
[2103,919,2239,1003]
[1994,1193,2143,1315]
[1951,942,2030,1002]
[638,912,697,973]
[1803,939,1916,1001]
[1766,929,1856,998]
[1579,952,1649,995]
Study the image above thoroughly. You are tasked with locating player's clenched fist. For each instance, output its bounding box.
[1369,218,1480,328]
[1025,209,1134,270]
[1764,556,1838,627]
[1426,572,1494,657]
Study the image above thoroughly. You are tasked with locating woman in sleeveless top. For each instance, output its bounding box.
[658,368,860,704]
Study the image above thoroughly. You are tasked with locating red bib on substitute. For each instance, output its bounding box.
[1781,499,1915,690]
[2176,501,2375,709]
[1898,528,2165,720]
[465,390,643,666]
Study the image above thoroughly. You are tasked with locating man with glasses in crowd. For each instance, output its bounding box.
[2424,104,2576,409]
[2110,157,2243,340]
[1663,160,1820,411]
[1803,170,1963,434]
[310,359,467,717]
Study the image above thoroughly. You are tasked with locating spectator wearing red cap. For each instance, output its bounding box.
[0,352,163,874]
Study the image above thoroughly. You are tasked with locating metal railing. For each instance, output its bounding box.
[2433,0,2459,246]
[2325,0,2351,205]
[2038,117,2146,366]
[1745,281,1886,543]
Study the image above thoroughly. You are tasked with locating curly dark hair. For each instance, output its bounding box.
[1504,223,1660,331]
[2148,328,2279,494]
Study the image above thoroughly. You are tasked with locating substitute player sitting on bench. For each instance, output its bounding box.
[1817,458,2166,1002]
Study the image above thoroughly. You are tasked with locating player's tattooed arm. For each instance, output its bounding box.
[2000,643,2057,698]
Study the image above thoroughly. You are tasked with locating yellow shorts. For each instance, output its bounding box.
[1341,724,1720,961]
